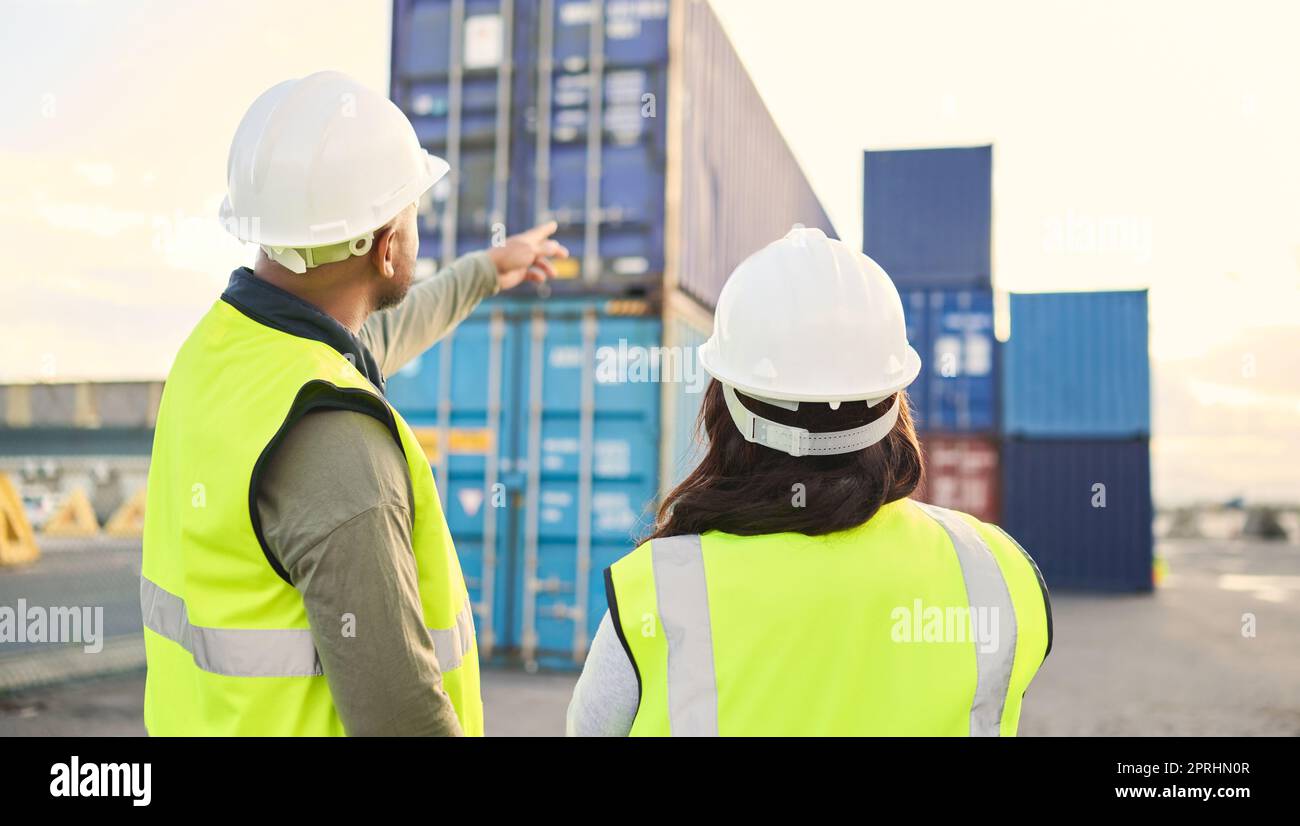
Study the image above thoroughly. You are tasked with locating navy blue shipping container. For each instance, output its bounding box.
[902,288,997,432]
[392,0,532,264]
[863,146,992,287]
[392,0,835,300]
[1002,290,1150,437]
[520,0,671,290]
[1001,438,1153,592]
[386,297,661,667]
[673,0,836,308]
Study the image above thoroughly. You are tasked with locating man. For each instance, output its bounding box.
[140,71,566,736]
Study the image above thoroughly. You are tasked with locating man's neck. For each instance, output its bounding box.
[251,263,371,334]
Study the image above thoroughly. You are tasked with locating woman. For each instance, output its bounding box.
[568,228,1051,736]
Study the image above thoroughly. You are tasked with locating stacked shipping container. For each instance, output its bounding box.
[388,0,834,666]
[866,146,1154,592]
[865,146,1000,521]
[1001,291,1153,591]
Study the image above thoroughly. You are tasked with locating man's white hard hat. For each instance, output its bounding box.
[219,70,449,274]
[698,227,922,457]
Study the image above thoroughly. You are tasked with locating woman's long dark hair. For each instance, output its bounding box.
[648,379,924,540]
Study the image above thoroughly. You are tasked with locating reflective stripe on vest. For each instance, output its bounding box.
[913,502,1018,736]
[141,575,475,678]
[651,534,718,737]
[649,504,1020,737]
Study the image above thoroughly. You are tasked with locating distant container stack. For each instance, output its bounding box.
[1000,290,1153,592]
[867,149,1153,592]
[388,0,833,667]
[864,145,992,288]
[866,146,1000,522]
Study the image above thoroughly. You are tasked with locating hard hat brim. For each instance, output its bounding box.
[698,341,922,405]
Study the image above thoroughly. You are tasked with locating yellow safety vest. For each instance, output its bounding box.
[140,299,483,736]
[606,499,1051,736]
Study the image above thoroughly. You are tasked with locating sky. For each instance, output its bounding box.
[0,0,1297,504]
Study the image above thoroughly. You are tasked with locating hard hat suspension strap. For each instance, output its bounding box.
[263,232,376,275]
[722,384,901,458]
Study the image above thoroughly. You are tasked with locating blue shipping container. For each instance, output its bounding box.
[902,288,997,432]
[864,146,992,288]
[659,293,712,492]
[674,0,837,308]
[392,0,532,265]
[1003,290,1150,437]
[386,297,661,667]
[521,0,670,289]
[1001,438,1153,592]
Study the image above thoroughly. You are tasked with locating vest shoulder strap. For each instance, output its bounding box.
[250,379,404,585]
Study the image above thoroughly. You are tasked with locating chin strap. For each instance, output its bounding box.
[722,384,901,457]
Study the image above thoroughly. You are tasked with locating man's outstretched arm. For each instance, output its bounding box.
[360,222,569,376]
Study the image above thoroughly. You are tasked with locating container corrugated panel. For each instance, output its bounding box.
[384,297,661,667]
[675,0,835,308]
[392,0,528,265]
[1001,438,1153,592]
[513,298,661,667]
[386,306,517,657]
[900,290,928,424]
[392,0,837,300]
[904,289,996,432]
[913,435,999,524]
[517,0,670,291]
[1003,290,1150,437]
[96,382,155,428]
[863,146,992,288]
[659,293,712,493]
[925,290,996,432]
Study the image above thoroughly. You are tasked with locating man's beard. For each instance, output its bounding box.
[374,274,412,312]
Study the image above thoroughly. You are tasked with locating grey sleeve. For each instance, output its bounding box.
[566,611,640,736]
[360,251,499,376]
[256,408,463,737]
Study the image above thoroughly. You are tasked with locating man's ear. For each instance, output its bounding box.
[370,225,397,279]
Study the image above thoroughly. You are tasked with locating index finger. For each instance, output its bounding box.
[519,220,559,243]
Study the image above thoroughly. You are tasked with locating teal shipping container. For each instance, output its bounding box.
[1003,290,1151,437]
[386,297,661,668]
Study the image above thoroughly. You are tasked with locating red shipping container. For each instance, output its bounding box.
[913,435,1000,524]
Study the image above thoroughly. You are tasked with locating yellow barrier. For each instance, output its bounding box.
[104,488,146,537]
[0,473,40,566]
[43,488,100,538]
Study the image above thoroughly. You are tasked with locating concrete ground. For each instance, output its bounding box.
[0,667,578,737]
[1,536,1297,736]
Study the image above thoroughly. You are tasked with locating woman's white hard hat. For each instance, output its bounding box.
[218,70,449,274]
[697,226,922,456]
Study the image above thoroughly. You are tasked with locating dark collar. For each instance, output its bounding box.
[220,268,385,393]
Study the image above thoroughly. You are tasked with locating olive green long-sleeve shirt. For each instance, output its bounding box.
[256,253,498,736]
